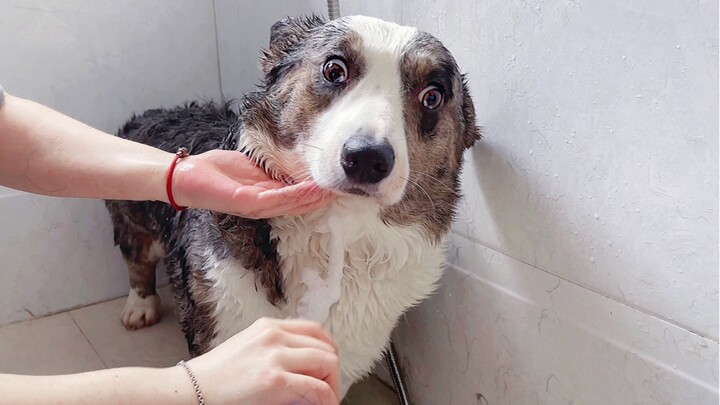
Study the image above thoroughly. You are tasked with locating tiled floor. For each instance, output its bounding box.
[0,287,398,404]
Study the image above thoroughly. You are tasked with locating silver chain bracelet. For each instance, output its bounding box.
[177,360,205,405]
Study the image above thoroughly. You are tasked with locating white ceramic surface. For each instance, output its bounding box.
[354,0,718,403]
[403,0,718,340]
[214,0,402,101]
[0,0,221,325]
[393,234,718,404]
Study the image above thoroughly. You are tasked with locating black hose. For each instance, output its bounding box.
[386,342,411,405]
[327,0,340,20]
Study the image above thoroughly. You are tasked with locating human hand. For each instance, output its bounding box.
[184,318,341,405]
[171,150,334,218]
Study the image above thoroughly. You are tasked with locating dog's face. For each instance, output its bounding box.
[241,15,479,229]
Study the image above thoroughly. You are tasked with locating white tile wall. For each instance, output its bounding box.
[0,194,129,326]
[405,0,718,340]
[0,0,221,325]
[214,0,401,101]
[0,0,221,130]
[389,0,719,403]
[213,0,322,101]
[394,234,718,404]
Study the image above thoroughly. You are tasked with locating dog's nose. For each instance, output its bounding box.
[341,136,395,184]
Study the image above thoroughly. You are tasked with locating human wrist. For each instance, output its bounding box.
[165,147,191,210]
[133,148,177,204]
[152,365,201,405]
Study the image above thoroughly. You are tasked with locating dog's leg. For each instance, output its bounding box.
[119,238,164,330]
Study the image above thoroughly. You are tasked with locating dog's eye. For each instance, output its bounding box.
[418,85,444,110]
[323,58,349,84]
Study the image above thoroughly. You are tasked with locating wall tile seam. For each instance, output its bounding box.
[211,0,226,103]
[449,230,719,344]
[442,263,720,395]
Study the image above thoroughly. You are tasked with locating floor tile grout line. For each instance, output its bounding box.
[68,311,108,369]
[1,285,173,329]
[450,230,719,344]
[0,295,125,329]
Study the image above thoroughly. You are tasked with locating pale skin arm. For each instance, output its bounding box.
[0,95,341,403]
[0,367,197,405]
[0,318,341,405]
[0,93,333,217]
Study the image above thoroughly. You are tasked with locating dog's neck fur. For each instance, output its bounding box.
[209,80,464,306]
[206,196,447,388]
[203,104,288,307]
[228,93,288,183]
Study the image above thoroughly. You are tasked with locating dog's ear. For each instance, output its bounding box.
[260,15,325,83]
[460,74,482,149]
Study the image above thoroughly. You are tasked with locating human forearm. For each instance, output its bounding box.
[0,367,194,405]
[0,93,335,216]
[0,93,172,202]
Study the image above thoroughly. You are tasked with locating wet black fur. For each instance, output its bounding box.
[105,16,333,354]
[104,101,286,353]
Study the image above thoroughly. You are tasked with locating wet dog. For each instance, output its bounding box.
[105,15,480,396]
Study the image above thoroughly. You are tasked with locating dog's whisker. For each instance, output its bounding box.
[298,142,324,151]
[400,175,439,221]
[408,170,457,195]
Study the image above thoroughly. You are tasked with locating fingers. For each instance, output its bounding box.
[282,333,337,355]
[180,150,335,217]
[253,179,288,190]
[277,372,340,405]
[249,318,341,403]
[277,319,338,353]
[256,182,335,210]
[252,318,338,352]
[251,194,334,219]
[275,348,341,400]
[234,181,323,203]
[279,193,336,216]
[194,150,279,185]
[265,181,326,199]
[232,182,335,219]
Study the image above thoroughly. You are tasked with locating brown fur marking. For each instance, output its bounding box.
[381,33,481,241]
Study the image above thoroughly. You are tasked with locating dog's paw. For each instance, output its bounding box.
[121,289,161,330]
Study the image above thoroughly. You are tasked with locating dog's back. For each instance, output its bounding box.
[105,101,237,329]
[116,101,237,153]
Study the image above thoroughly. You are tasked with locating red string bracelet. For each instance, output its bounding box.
[166,147,189,211]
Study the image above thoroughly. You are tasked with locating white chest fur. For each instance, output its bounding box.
[206,199,446,387]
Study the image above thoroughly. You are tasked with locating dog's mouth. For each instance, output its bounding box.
[328,181,403,206]
[337,185,373,197]
[244,143,402,205]
[281,170,378,199]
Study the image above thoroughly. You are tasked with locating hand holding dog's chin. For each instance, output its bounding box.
[170,149,335,218]
[180,318,341,405]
